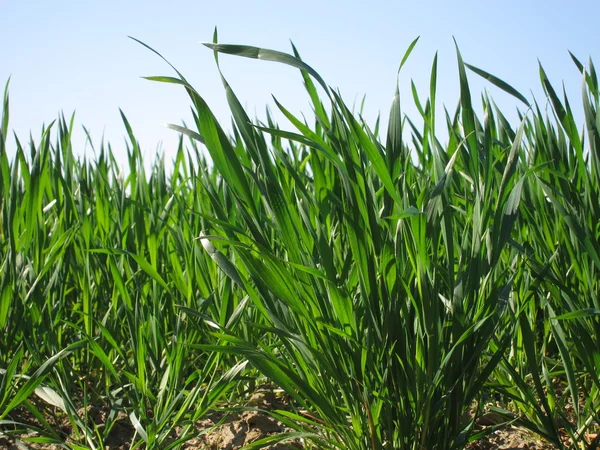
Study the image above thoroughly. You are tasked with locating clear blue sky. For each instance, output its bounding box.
[1,0,599,169]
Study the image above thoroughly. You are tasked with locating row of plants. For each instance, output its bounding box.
[1,34,599,449]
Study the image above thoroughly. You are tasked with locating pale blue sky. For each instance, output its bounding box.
[1,0,599,169]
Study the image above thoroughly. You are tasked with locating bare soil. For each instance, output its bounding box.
[0,389,592,449]
[0,389,302,450]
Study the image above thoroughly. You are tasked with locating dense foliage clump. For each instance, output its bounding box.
[0,35,599,449]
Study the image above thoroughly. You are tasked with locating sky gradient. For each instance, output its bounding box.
[2,0,599,169]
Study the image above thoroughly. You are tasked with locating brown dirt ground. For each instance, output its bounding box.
[0,389,303,450]
[0,389,596,449]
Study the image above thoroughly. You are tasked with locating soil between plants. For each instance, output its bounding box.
[0,388,569,450]
[0,421,559,450]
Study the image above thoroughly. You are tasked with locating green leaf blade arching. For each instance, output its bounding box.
[466,63,530,106]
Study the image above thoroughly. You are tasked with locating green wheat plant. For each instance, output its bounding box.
[1,32,599,450]
[136,32,535,449]
[0,80,256,448]
[480,55,600,450]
